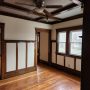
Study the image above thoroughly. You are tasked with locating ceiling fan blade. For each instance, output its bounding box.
[43,9,62,20]
[71,0,81,5]
[46,5,63,8]
[15,2,35,7]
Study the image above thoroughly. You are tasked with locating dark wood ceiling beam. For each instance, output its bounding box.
[2,2,31,12]
[35,3,78,21]
[1,2,62,20]
[0,11,49,24]
[49,13,83,24]
[51,3,77,15]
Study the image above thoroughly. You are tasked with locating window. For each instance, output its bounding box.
[57,26,82,57]
[69,30,82,56]
[58,32,66,53]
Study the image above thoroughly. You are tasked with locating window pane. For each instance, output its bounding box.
[58,42,66,53]
[70,30,82,56]
[58,32,66,42]
[70,30,82,43]
[70,43,82,56]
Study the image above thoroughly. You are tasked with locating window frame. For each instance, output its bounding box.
[57,31,67,54]
[56,25,82,58]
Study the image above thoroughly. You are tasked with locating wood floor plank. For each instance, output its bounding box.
[0,64,80,90]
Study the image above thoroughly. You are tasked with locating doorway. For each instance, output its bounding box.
[36,28,51,64]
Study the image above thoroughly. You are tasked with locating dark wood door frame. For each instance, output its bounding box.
[81,0,90,90]
[35,28,51,64]
[0,23,5,79]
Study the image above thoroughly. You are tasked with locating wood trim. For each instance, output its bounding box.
[5,66,36,79]
[0,11,48,24]
[26,43,28,68]
[35,28,51,32]
[74,58,76,70]
[51,3,77,15]
[48,30,52,64]
[36,3,78,21]
[51,40,56,42]
[50,14,83,24]
[4,40,35,43]
[57,25,83,31]
[16,43,18,71]
[0,23,6,79]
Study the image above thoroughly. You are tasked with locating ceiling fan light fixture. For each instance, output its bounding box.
[34,7,45,13]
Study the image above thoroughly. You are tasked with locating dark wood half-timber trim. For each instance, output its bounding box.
[36,3,78,21]
[0,23,5,79]
[74,58,76,70]
[50,14,83,24]
[5,66,36,79]
[51,3,77,15]
[16,43,18,71]
[26,43,28,68]
[4,40,35,43]
[0,11,49,24]
[57,25,82,31]
[51,40,56,42]
[48,30,52,64]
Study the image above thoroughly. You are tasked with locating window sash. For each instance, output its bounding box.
[58,42,66,53]
[69,42,82,56]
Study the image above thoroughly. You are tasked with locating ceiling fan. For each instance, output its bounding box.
[15,0,63,20]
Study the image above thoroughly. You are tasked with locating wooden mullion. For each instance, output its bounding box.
[16,43,18,71]
[26,42,28,68]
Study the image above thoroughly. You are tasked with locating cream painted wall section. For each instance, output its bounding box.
[65,57,74,69]
[52,43,56,63]
[0,15,51,40]
[76,59,81,71]
[51,18,83,40]
[57,55,64,66]
[40,31,49,61]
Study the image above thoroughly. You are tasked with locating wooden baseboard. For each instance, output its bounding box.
[39,60,81,77]
[4,66,37,79]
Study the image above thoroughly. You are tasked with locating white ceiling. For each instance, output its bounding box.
[55,6,83,19]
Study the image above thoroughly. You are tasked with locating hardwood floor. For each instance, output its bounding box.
[0,63,80,90]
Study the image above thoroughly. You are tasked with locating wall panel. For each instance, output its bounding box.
[76,59,81,71]
[57,55,64,66]
[65,57,74,69]
[52,43,56,63]
[6,43,16,72]
[27,43,34,67]
[18,43,26,69]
